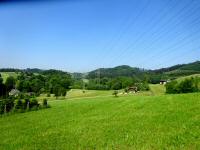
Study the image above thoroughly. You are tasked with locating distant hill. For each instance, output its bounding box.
[178,61,200,71]
[0,68,70,75]
[0,68,43,73]
[163,61,200,77]
[86,61,200,82]
[0,61,200,83]
[175,74,200,82]
[71,72,87,80]
[0,69,71,83]
[154,61,200,73]
[87,65,147,80]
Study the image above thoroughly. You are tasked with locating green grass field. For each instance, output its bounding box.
[67,89,113,99]
[149,84,166,95]
[0,93,199,149]
[38,89,114,101]
[38,86,162,101]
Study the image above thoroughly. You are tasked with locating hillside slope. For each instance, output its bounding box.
[0,93,199,149]
[87,65,146,79]
[87,61,200,79]
[158,61,200,77]
[1,61,200,84]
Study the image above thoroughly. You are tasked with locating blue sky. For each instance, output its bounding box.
[0,0,200,72]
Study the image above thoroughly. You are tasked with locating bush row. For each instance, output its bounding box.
[0,98,49,114]
[166,77,200,94]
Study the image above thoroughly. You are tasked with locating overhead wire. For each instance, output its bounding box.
[86,0,199,76]
[133,0,199,67]
[106,0,194,67]
[91,0,151,69]
[99,0,151,67]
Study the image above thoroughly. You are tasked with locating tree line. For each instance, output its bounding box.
[72,76,149,91]
[0,70,72,98]
[166,77,200,94]
[0,97,49,115]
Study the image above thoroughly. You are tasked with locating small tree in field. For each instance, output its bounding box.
[113,90,118,97]
[43,99,48,108]
[60,88,67,97]
[47,93,50,97]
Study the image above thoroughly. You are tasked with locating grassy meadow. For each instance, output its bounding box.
[149,84,166,95]
[38,89,114,101]
[38,85,165,101]
[0,93,200,149]
[67,89,113,99]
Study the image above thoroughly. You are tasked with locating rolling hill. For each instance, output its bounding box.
[87,65,147,79]
[87,61,200,81]
[1,61,200,84]
[156,61,200,77]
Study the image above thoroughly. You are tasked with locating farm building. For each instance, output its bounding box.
[127,86,138,93]
[160,80,170,85]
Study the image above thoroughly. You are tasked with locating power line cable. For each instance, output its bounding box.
[91,0,151,69]
[108,0,195,67]
[105,0,183,66]
[137,14,200,68]
[97,0,151,67]
[133,0,199,66]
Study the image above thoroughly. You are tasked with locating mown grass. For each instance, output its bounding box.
[67,89,113,99]
[149,84,166,95]
[38,89,114,101]
[66,86,164,99]
[0,93,199,149]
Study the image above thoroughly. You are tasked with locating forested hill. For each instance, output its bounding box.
[153,61,200,73]
[0,61,200,80]
[153,61,200,77]
[175,61,200,71]
[86,61,200,80]
[0,68,44,73]
[87,65,147,79]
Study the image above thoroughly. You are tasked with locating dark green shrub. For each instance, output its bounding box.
[135,82,150,91]
[30,105,39,111]
[29,98,39,109]
[42,99,48,108]
[15,99,23,110]
[113,90,118,97]
[0,97,48,115]
[166,77,200,94]
[178,79,195,93]
[60,88,67,97]
[166,81,178,94]
[0,100,4,114]
[18,93,25,99]
[47,93,50,97]
[112,82,122,90]
[0,99,15,114]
